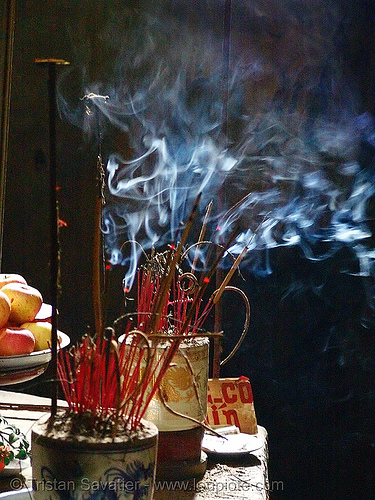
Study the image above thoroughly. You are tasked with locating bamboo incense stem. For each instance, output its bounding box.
[91,102,107,338]
[110,339,121,436]
[93,196,103,337]
[191,200,213,272]
[212,300,222,377]
[213,245,248,304]
[212,212,269,307]
[0,0,16,269]
[0,402,67,413]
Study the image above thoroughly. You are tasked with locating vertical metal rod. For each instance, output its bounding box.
[213,0,233,378]
[221,0,233,138]
[48,62,59,416]
[0,0,17,269]
[36,58,69,416]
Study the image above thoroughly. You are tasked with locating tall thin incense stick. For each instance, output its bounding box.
[84,94,110,339]
[213,245,248,304]
[93,152,105,338]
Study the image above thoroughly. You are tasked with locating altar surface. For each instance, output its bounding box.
[0,390,269,500]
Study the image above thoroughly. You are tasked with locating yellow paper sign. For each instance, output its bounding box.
[206,376,258,434]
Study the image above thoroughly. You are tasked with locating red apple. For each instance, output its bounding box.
[0,325,35,356]
[1,283,43,324]
[0,273,27,289]
[0,290,11,329]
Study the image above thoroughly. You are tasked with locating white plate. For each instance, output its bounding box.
[34,303,52,321]
[0,332,70,372]
[202,431,264,455]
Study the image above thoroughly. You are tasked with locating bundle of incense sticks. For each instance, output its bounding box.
[114,199,248,425]
[58,195,251,431]
[58,329,152,430]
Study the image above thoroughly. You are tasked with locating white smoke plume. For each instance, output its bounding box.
[58,1,375,292]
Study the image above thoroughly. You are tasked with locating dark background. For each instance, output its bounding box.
[1,1,375,498]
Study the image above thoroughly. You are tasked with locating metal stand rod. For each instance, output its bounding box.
[213,0,233,378]
[0,0,17,269]
[35,58,69,416]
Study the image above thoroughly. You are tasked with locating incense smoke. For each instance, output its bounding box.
[55,4,375,497]
[59,2,375,295]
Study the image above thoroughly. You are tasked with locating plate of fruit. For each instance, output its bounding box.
[0,274,70,385]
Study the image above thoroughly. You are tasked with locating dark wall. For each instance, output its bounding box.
[1,1,375,499]
[220,245,375,499]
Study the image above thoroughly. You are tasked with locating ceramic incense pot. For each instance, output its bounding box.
[145,337,209,431]
[31,412,158,500]
[145,337,209,480]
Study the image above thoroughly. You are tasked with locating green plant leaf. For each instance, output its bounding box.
[16,449,27,460]
[0,416,29,462]
[8,433,16,444]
